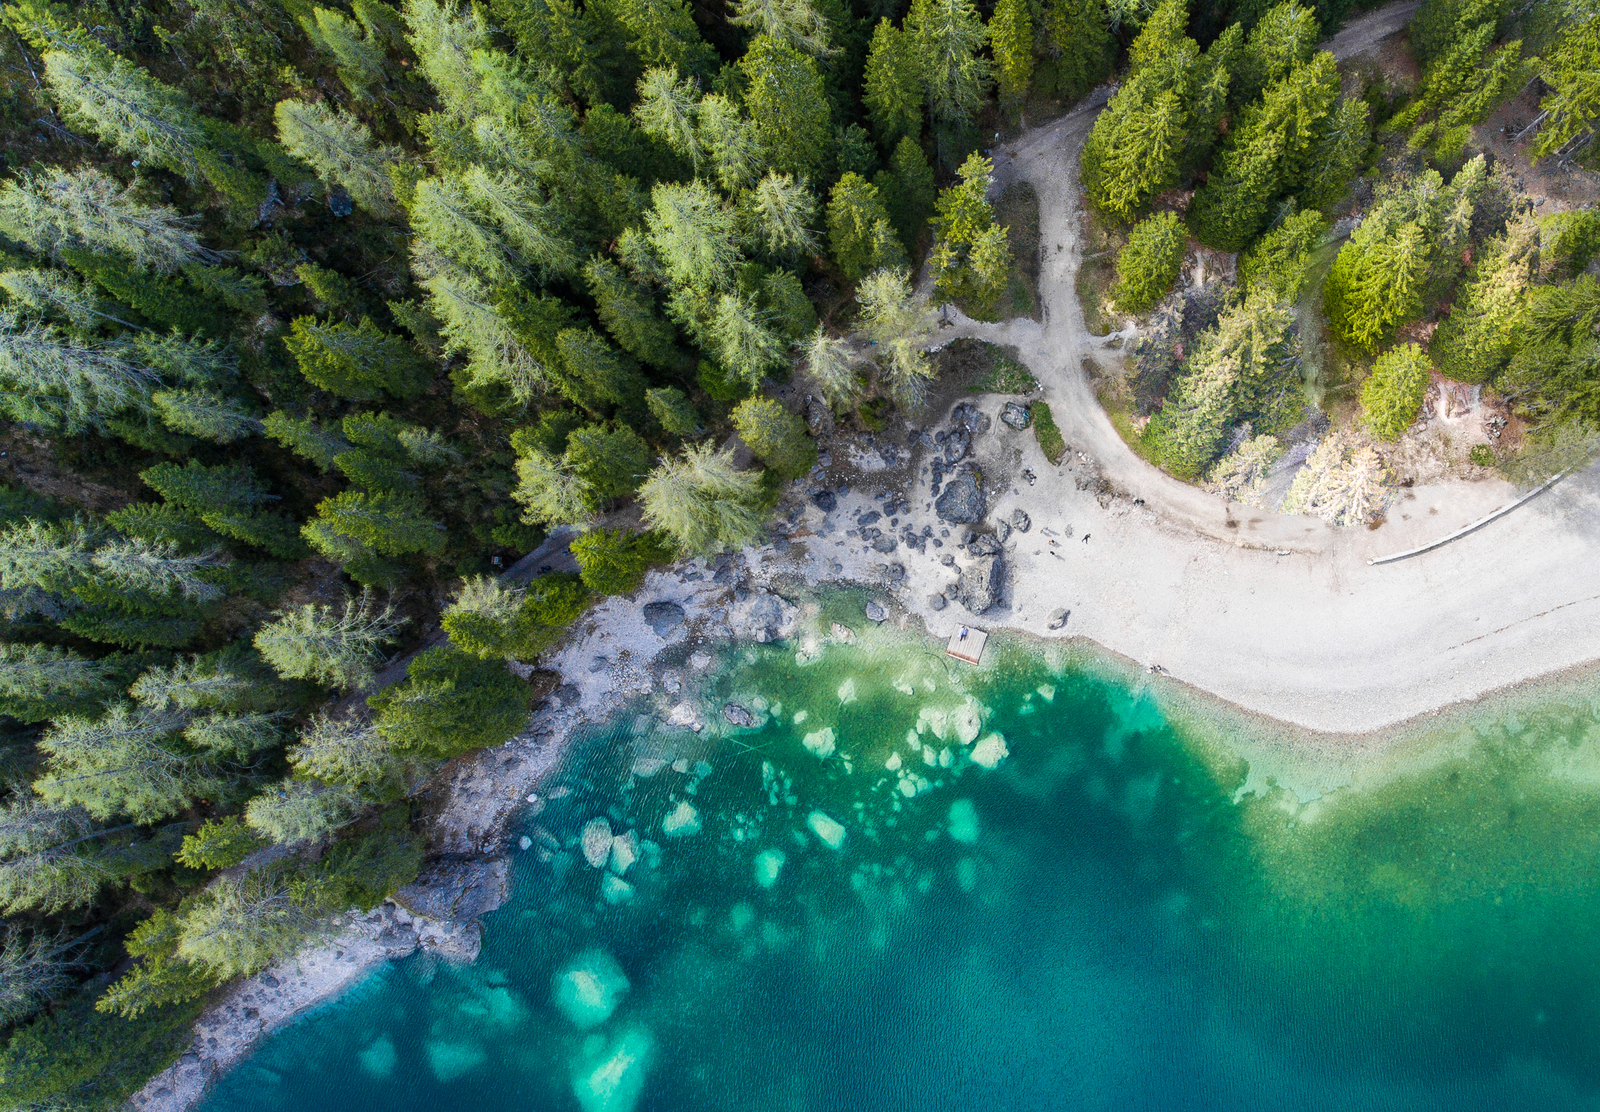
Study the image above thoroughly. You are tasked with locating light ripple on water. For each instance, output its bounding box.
[199,612,1600,1112]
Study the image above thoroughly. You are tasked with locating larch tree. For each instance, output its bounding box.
[646,386,701,435]
[368,646,529,758]
[274,100,401,218]
[697,94,763,193]
[857,267,935,406]
[585,256,685,371]
[632,66,702,169]
[0,168,213,274]
[743,172,821,260]
[802,327,861,409]
[728,0,834,57]
[254,590,407,690]
[711,293,787,388]
[640,442,767,554]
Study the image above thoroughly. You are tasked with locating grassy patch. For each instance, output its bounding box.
[1098,388,1162,467]
[994,181,1041,322]
[1075,206,1127,337]
[933,337,1036,394]
[1031,401,1067,464]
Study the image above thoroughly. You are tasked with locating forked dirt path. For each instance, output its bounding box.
[906,0,1600,732]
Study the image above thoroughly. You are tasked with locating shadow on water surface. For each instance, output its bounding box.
[199,606,1600,1112]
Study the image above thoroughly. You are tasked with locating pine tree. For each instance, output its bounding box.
[989,0,1034,116]
[646,386,701,435]
[60,248,226,337]
[0,168,213,274]
[1188,52,1339,251]
[609,0,718,76]
[368,646,528,758]
[1079,76,1187,222]
[906,0,992,130]
[732,395,817,478]
[863,19,923,149]
[174,865,318,975]
[305,490,446,558]
[1111,211,1186,312]
[877,136,938,250]
[255,590,407,690]
[403,0,493,118]
[929,153,1012,314]
[1390,21,1524,163]
[740,36,832,179]
[1039,0,1114,101]
[1430,215,1538,383]
[460,165,581,282]
[285,316,432,402]
[582,260,676,375]
[640,442,767,555]
[828,173,905,281]
[571,528,674,595]
[274,100,402,219]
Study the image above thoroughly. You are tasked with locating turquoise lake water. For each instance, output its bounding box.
[198,615,1600,1112]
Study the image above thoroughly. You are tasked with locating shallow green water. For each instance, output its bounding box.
[199,621,1600,1112]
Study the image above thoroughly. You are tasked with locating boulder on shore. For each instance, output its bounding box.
[727,590,798,643]
[1001,402,1031,430]
[955,554,1003,613]
[935,469,985,524]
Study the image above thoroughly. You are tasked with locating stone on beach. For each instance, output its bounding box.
[641,601,685,637]
[551,948,630,1029]
[1001,402,1031,429]
[581,818,614,868]
[807,811,847,849]
[969,733,1010,769]
[935,469,985,524]
[865,600,888,622]
[955,554,1003,613]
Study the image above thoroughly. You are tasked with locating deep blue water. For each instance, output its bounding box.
[198,625,1600,1112]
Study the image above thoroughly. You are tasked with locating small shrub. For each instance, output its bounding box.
[1469,444,1496,467]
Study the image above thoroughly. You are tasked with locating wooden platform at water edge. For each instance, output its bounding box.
[946,626,988,665]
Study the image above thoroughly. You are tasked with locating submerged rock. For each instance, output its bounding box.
[571,1025,654,1112]
[723,702,755,728]
[661,801,701,837]
[955,554,1003,613]
[753,848,786,889]
[807,811,847,850]
[727,590,798,643]
[935,469,985,524]
[948,799,981,844]
[802,726,837,759]
[581,819,614,868]
[552,948,630,1030]
[969,733,1010,769]
[600,873,635,906]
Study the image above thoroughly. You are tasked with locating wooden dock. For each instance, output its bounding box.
[946,626,988,665]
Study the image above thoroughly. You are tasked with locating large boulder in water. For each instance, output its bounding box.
[955,554,1003,613]
[935,469,984,524]
[551,947,630,1029]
